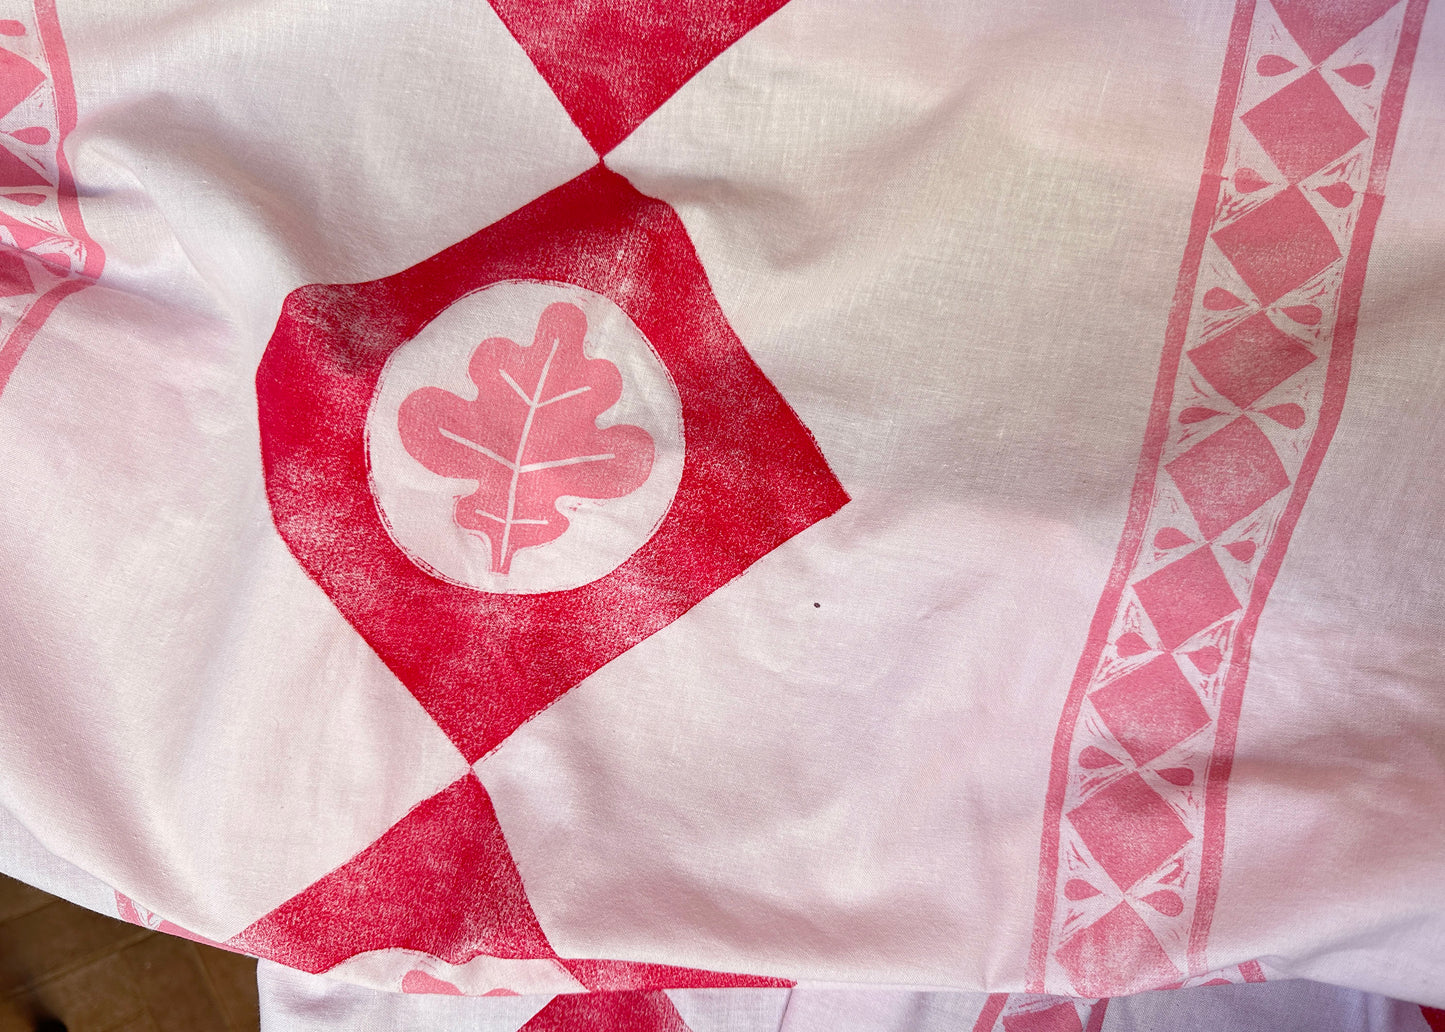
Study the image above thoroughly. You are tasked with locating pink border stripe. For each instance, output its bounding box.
[0,0,104,401]
[1023,0,1259,991]
[1028,0,1434,991]
[34,0,98,280]
[0,276,83,395]
[1188,0,1433,967]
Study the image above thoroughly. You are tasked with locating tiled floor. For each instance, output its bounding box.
[0,875,259,1032]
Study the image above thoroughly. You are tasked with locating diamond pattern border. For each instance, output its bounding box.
[1027,0,1431,997]
[0,0,105,402]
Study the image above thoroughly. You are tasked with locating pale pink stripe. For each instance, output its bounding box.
[0,0,106,401]
[33,0,101,280]
[1188,0,1435,968]
[1023,0,1260,991]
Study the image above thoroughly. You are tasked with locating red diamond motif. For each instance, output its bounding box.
[1242,70,1367,182]
[0,48,44,120]
[0,143,49,189]
[1068,772,1192,890]
[256,166,848,762]
[1055,903,1183,996]
[0,249,32,298]
[1271,0,1401,65]
[229,775,553,969]
[1212,187,1340,303]
[488,0,791,154]
[1188,312,1316,409]
[1002,1002,1084,1032]
[1133,547,1241,650]
[228,774,792,987]
[1089,656,1210,765]
[1166,417,1291,540]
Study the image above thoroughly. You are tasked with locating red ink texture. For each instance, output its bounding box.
[228,775,553,969]
[249,4,845,985]
[225,774,791,989]
[257,164,848,764]
[486,0,791,154]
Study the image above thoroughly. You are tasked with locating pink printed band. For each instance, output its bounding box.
[0,0,103,399]
[1027,0,1432,997]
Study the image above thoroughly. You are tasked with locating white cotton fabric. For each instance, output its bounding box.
[257,965,1437,1032]
[0,0,1440,1024]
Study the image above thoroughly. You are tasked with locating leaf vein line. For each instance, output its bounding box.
[473,510,548,526]
[498,369,531,404]
[438,427,514,470]
[519,453,616,473]
[502,333,561,567]
[538,385,591,407]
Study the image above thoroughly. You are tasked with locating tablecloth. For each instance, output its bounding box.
[0,0,1442,1028]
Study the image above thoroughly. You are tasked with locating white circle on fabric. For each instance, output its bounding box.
[366,280,684,594]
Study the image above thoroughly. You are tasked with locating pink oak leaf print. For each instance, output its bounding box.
[398,301,654,575]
